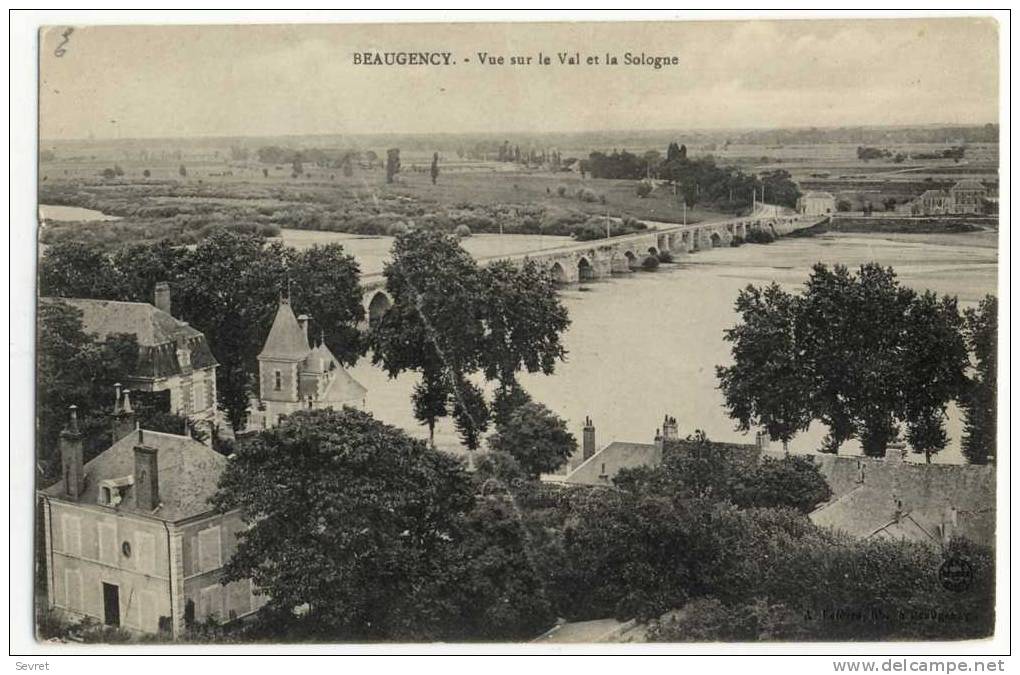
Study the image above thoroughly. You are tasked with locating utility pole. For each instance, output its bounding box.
[683,199,687,226]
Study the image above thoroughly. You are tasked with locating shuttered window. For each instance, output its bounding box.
[135,531,156,575]
[97,521,117,564]
[197,526,222,572]
[61,514,81,556]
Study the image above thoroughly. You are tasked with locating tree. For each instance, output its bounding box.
[487,402,576,478]
[491,380,533,431]
[39,241,127,300]
[667,141,683,162]
[385,148,401,183]
[636,181,653,198]
[732,456,831,513]
[370,230,485,445]
[142,169,151,178]
[961,296,997,464]
[430,152,439,185]
[37,300,138,468]
[179,164,187,178]
[900,292,968,463]
[717,283,812,453]
[211,408,476,641]
[477,259,570,397]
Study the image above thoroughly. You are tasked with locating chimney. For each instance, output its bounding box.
[154,281,172,316]
[654,428,663,451]
[297,314,311,346]
[60,405,85,500]
[755,431,771,453]
[134,436,160,511]
[111,386,136,441]
[582,416,596,461]
[662,414,678,442]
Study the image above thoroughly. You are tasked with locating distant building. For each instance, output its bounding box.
[561,414,759,486]
[42,283,219,428]
[796,191,836,216]
[39,405,266,638]
[247,296,366,430]
[801,446,995,546]
[948,179,988,214]
[907,181,989,216]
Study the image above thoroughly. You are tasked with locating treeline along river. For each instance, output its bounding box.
[348,229,997,465]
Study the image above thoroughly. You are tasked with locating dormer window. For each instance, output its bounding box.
[98,475,134,507]
[274,370,282,391]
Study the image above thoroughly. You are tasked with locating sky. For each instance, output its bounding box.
[38,18,1000,140]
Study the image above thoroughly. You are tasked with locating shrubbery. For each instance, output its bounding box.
[745,229,775,244]
[641,255,660,271]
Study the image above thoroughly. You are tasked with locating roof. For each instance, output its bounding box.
[951,180,986,192]
[802,191,835,200]
[918,189,949,199]
[259,299,311,362]
[42,297,218,378]
[319,366,367,404]
[803,452,996,546]
[41,428,228,522]
[564,441,661,486]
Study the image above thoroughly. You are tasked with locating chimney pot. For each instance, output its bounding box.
[582,416,596,461]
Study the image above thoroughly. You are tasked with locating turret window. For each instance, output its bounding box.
[274,370,282,391]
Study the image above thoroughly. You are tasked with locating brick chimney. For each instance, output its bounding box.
[111,384,136,441]
[134,431,160,511]
[297,314,311,345]
[154,281,172,315]
[60,405,85,500]
[654,428,663,451]
[582,415,596,461]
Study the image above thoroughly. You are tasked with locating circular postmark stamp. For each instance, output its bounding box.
[939,555,974,592]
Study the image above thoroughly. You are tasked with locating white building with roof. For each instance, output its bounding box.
[247,296,367,430]
[39,404,266,638]
[796,191,836,216]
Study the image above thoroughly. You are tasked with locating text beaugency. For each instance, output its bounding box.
[352,52,681,69]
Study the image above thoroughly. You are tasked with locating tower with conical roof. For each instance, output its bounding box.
[258,297,311,404]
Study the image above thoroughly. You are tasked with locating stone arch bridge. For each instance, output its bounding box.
[360,206,824,326]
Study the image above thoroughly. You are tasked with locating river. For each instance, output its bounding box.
[348,229,997,465]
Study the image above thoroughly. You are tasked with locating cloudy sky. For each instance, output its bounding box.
[39,18,999,140]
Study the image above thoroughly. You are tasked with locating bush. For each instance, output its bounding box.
[642,255,660,271]
[635,181,653,198]
[556,185,568,197]
[576,188,600,203]
[387,221,409,236]
[730,235,744,247]
[657,251,674,263]
[454,224,472,238]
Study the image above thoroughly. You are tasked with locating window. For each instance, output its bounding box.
[97,521,117,564]
[61,514,81,556]
[273,370,282,391]
[192,381,204,412]
[64,569,83,611]
[197,526,222,572]
[135,531,156,574]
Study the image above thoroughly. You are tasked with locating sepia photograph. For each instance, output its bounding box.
[10,10,1009,662]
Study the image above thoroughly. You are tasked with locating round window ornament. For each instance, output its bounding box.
[122,541,132,558]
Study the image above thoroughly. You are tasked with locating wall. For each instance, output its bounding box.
[180,512,267,626]
[45,499,174,635]
[258,360,299,403]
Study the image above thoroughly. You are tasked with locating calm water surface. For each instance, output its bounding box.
[349,230,997,465]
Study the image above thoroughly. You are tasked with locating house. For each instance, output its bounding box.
[803,445,995,547]
[247,296,366,430]
[914,189,952,215]
[948,179,988,214]
[796,191,836,216]
[42,282,219,428]
[38,404,266,638]
[561,415,760,486]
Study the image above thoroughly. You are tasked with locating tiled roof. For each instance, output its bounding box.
[319,366,367,404]
[42,297,218,378]
[41,428,228,522]
[259,299,310,362]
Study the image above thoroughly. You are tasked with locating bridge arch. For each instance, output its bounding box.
[577,256,595,282]
[709,232,723,247]
[657,233,669,251]
[624,250,638,270]
[549,261,568,285]
[366,290,393,328]
[647,246,659,257]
